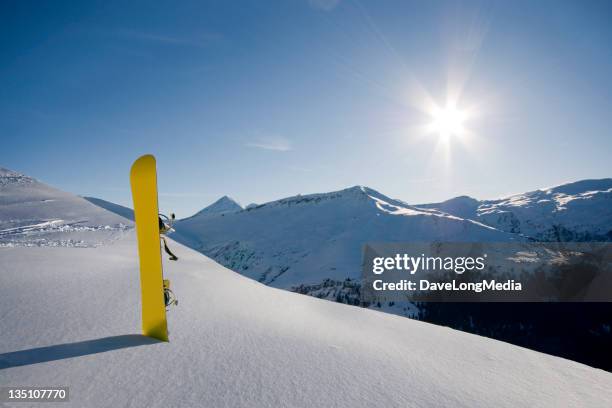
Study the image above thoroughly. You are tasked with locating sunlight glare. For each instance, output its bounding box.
[428,103,468,139]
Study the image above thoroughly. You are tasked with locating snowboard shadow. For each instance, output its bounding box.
[0,334,161,369]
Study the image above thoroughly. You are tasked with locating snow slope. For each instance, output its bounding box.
[83,196,135,221]
[0,167,131,247]
[2,233,612,408]
[174,186,520,291]
[417,179,612,241]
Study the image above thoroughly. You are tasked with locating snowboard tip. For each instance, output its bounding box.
[130,154,157,179]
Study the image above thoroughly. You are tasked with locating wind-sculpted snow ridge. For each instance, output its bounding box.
[0,166,132,247]
[1,233,611,407]
[417,178,612,242]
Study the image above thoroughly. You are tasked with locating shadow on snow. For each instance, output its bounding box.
[0,334,161,369]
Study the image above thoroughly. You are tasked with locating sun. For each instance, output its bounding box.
[428,103,468,139]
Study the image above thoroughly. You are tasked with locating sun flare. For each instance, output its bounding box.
[428,103,468,139]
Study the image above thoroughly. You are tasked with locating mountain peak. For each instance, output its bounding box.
[342,185,384,198]
[345,184,367,192]
[266,185,388,209]
[217,195,242,207]
[191,195,243,218]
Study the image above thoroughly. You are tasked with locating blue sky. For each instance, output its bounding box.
[1,0,611,217]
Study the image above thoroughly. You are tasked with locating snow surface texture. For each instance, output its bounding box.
[416,179,612,242]
[0,168,131,248]
[1,234,612,408]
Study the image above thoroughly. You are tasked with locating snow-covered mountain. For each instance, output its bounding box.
[417,179,612,242]
[0,167,131,247]
[1,172,611,407]
[84,180,612,307]
[184,195,242,219]
[174,180,612,294]
[174,186,520,296]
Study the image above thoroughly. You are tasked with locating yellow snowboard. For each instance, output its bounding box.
[130,154,168,342]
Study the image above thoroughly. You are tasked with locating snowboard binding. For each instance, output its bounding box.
[160,213,178,309]
[159,213,178,261]
[163,279,178,308]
